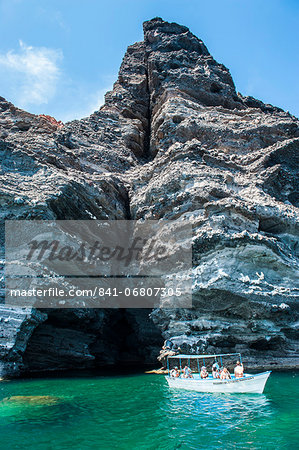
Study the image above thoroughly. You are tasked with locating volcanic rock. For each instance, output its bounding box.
[0,18,298,375]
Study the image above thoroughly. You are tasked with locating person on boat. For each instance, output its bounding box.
[200,366,208,379]
[213,361,220,370]
[220,367,231,380]
[212,364,220,379]
[163,340,173,350]
[234,361,244,378]
[170,366,180,378]
[183,365,193,378]
[158,342,181,369]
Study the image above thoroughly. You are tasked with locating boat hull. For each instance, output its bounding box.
[165,372,271,394]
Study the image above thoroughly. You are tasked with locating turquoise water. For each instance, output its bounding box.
[0,371,298,449]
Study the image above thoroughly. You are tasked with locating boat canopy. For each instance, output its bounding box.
[167,353,241,359]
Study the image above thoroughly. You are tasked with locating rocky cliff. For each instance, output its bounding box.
[0,18,298,376]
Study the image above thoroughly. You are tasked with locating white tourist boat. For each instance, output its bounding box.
[165,353,271,394]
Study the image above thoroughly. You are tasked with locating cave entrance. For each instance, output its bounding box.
[22,309,163,374]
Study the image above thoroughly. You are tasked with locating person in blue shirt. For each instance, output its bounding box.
[183,365,193,378]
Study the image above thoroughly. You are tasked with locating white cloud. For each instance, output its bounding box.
[0,40,62,107]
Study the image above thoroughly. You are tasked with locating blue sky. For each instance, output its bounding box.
[0,0,298,122]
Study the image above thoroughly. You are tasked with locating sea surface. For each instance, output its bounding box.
[0,370,298,449]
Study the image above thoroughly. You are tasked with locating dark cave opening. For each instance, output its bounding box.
[22,309,164,374]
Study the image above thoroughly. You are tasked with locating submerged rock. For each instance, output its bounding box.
[0,18,298,375]
[2,395,61,405]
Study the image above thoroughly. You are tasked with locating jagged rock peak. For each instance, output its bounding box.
[143,17,210,55]
[143,17,190,34]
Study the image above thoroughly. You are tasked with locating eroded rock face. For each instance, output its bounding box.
[0,18,298,375]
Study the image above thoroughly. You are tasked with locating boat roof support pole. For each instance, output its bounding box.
[167,358,169,376]
[197,358,200,374]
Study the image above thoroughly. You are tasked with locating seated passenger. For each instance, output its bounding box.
[212,364,220,379]
[220,367,231,380]
[213,361,220,370]
[170,366,180,378]
[234,361,244,378]
[183,365,193,378]
[200,366,208,379]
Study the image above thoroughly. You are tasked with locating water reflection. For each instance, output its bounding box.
[167,388,272,417]
[162,386,276,449]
